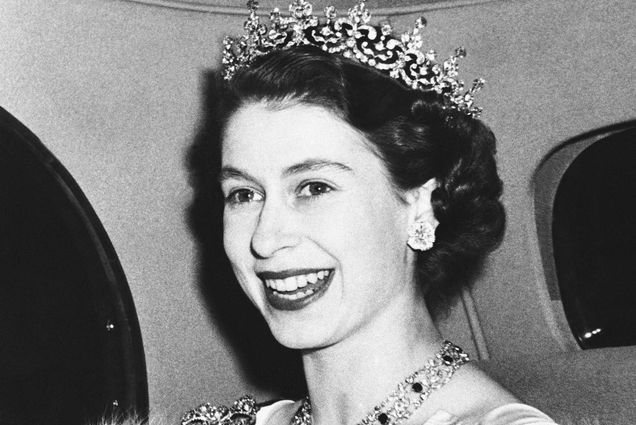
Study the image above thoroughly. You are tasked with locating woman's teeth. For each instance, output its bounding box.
[264,270,331,294]
[261,269,334,310]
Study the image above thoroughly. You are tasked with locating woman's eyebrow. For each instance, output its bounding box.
[219,160,353,183]
[218,166,257,184]
[282,159,353,177]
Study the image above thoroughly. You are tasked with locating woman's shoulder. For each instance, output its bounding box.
[255,399,299,424]
[424,403,557,425]
[477,403,557,424]
[181,395,261,425]
[180,396,299,425]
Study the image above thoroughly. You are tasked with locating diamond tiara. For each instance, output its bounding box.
[222,0,484,117]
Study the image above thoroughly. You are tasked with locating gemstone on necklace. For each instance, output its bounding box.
[377,412,389,424]
[411,382,423,393]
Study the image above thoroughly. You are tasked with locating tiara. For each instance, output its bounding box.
[222,0,484,117]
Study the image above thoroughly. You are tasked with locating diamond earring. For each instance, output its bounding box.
[407,220,438,251]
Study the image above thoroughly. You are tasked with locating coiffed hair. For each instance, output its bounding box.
[190,45,505,317]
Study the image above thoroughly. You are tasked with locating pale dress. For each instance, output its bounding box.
[256,400,558,425]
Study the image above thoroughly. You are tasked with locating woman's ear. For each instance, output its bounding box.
[405,178,438,226]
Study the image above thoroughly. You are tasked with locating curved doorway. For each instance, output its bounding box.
[0,107,148,424]
[553,125,636,349]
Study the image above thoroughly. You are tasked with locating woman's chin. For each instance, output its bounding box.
[273,335,331,351]
[257,271,340,349]
[265,316,335,351]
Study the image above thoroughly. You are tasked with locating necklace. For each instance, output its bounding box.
[292,340,469,425]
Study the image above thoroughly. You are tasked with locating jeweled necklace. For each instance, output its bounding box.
[292,340,469,425]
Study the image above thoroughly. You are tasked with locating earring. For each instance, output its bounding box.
[407,219,438,251]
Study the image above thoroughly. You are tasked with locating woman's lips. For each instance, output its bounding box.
[257,268,334,311]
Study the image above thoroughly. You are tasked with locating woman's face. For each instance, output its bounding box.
[220,102,420,349]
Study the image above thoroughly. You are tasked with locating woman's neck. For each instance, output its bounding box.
[300,293,442,425]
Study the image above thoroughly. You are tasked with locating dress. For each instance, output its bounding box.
[182,397,558,425]
[256,400,558,425]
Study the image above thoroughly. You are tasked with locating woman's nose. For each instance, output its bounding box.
[250,200,300,259]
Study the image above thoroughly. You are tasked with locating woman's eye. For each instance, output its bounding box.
[298,182,334,198]
[225,188,263,205]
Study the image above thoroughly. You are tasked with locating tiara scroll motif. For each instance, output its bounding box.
[223,0,484,117]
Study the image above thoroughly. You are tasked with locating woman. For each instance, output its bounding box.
[184,1,558,424]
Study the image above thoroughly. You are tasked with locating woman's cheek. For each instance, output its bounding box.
[223,211,263,302]
[223,209,256,255]
[232,266,262,307]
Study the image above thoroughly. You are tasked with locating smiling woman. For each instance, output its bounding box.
[183,1,557,425]
[221,103,420,349]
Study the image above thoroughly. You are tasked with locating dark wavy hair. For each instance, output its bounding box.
[189,45,505,317]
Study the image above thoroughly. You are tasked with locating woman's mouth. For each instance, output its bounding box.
[257,269,334,311]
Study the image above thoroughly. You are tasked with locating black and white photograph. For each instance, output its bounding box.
[1,1,634,424]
